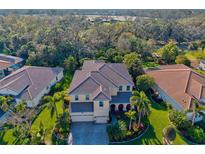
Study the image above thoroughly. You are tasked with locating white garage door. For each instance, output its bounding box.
[95,117,108,123]
[71,115,94,122]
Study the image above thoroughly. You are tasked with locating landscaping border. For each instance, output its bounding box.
[109,124,150,144]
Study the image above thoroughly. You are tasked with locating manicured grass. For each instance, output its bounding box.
[31,100,64,144]
[126,102,189,145]
[0,128,16,145]
[0,101,64,145]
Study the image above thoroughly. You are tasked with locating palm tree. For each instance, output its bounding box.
[31,122,47,145]
[130,91,151,126]
[44,92,63,119]
[125,110,137,130]
[13,122,30,144]
[162,125,176,145]
[0,96,13,112]
[189,99,205,126]
[0,96,24,125]
[15,101,27,114]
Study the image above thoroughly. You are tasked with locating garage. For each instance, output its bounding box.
[71,102,94,122]
[95,116,108,123]
[71,114,94,122]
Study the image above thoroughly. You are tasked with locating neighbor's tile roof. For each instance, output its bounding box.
[69,60,134,101]
[0,60,12,70]
[0,54,23,70]
[0,66,63,101]
[0,54,23,63]
[146,64,205,109]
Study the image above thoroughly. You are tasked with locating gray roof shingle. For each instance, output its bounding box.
[69,60,134,101]
[0,66,63,101]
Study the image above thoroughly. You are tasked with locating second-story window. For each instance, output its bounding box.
[86,94,89,100]
[127,86,130,91]
[119,86,123,91]
[99,101,104,107]
[75,95,79,101]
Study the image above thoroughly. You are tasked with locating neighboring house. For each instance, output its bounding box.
[0,66,63,107]
[199,60,205,70]
[146,64,205,110]
[0,54,24,79]
[68,60,134,123]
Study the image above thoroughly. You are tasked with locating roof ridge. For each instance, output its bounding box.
[0,66,28,82]
[92,85,111,100]
[69,72,91,93]
[105,63,133,84]
[158,68,191,72]
[184,70,192,94]
[90,71,118,88]
[0,74,25,89]
[25,68,33,85]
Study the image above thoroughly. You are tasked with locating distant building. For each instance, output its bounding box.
[68,60,134,123]
[199,60,205,70]
[0,66,63,107]
[0,54,24,79]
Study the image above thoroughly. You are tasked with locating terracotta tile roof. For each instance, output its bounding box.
[0,60,12,70]
[0,54,23,64]
[0,66,63,101]
[0,54,23,70]
[69,60,134,100]
[146,64,205,109]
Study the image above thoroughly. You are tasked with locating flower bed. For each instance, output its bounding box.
[109,124,150,144]
[107,118,148,143]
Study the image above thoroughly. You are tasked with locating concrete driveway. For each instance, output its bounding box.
[71,122,108,145]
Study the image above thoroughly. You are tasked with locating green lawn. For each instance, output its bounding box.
[0,128,16,144]
[31,100,64,144]
[0,100,64,145]
[126,102,189,145]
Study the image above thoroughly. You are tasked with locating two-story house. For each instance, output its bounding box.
[0,54,24,79]
[68,60,134,123]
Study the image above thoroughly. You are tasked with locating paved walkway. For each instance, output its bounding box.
[71,122,108,145]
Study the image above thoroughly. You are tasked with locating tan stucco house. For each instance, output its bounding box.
[0,66,63,107]
[68,60,134,123]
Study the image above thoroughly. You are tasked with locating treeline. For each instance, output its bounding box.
[0,13,204,72]
[0,10,204,19]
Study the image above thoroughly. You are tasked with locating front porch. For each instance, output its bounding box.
[110,92,132,112]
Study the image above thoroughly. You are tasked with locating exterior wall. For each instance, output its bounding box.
[152,84,183,110]
[0,88,18,96]
[69,101,94,122]
[119,85,133,92]
[199,62,205,71]
[70,112,94,122]
[70,94,92,102]
[93,100,109,123]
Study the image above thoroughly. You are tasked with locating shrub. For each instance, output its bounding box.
[107,120,128,141]
[169,110,190,130]
[136,74,155,92]
[163,125,176,144]
[187,126,205,144]
[175,55,191,66]
[167,103,173,110]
